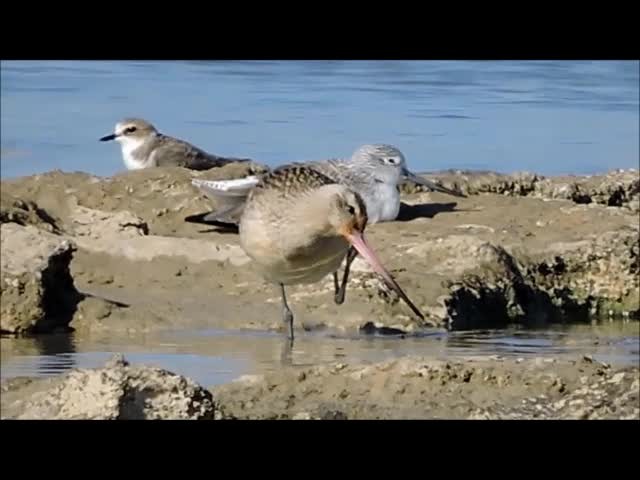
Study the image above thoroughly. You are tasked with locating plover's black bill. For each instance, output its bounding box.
[99,134,117,142]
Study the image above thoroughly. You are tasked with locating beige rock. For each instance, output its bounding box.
[0,224,80,334]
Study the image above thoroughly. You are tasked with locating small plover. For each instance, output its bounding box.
[100,118,252,171]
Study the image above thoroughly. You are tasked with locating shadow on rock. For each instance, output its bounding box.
[183,212,239,234]
[396,201,459,222]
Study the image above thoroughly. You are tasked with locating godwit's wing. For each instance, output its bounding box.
[240,164,342,266]
[195,162,362,300]
[191,157,360,223]
[192,176,261,223]
[248,164,337,202]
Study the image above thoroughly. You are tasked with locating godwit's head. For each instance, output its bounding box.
[325,185,424,321]
[327,187,369,238]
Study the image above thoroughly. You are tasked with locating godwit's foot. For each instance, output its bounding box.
[280,335,294,365]
[333,272,341,302]
[280,284,295,342]
[334,247,358,305]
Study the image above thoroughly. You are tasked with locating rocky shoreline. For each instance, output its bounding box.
[2,353,637,420]
[1,166,638,336]
[1,165,639,419]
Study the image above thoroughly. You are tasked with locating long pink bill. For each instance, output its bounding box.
[345,231,425,321]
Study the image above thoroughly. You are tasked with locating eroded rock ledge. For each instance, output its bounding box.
[403,168,639,212]
[1,224,80,334]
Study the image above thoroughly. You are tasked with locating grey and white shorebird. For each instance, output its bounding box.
[192,143,465,304]
[100,118,252,171]
[238,163,425,342]
[192,143,464,224]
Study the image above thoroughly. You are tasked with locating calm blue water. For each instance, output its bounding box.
[1,60,638,180]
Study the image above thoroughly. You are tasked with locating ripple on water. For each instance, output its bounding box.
[1,322,638,387]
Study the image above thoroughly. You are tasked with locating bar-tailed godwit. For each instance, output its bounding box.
[238,163,425,342]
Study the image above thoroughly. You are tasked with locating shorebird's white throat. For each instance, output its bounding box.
[117,135,150,170]
[100,118,158,170]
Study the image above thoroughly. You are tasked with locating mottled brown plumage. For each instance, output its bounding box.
[254,165,337,194]
[238,164,424,342]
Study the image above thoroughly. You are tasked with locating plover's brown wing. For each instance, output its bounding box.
[152,135,252,170]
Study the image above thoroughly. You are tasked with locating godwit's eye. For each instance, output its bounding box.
[347,205,356,215]
[386,158,397,165]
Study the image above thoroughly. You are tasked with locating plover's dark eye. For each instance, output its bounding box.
[124,126,137,134]
[347,205,356,215]
[386,158,397,164]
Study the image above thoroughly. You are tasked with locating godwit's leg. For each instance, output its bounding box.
[334,247,358,305]
[280,283,295,341]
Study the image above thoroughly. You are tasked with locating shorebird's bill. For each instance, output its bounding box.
[343,230,425,321]
[99,133,117,142]
[401,167,466,198]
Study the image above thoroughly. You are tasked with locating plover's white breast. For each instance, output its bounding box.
[120,137,148,170]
